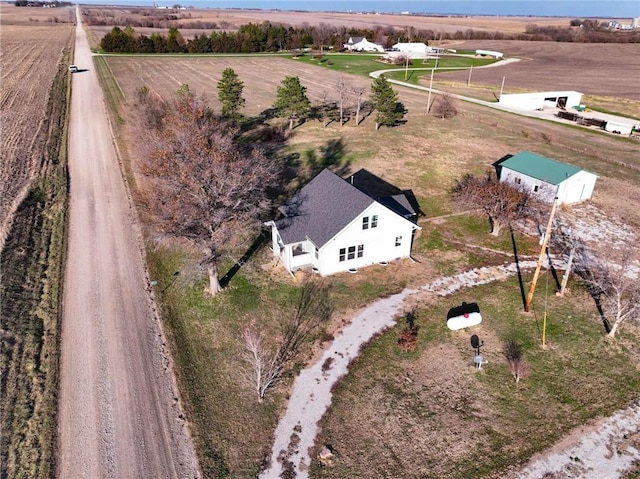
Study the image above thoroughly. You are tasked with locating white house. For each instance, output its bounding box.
[265,169,420,276]
[497,151,598,205]
[499,91,583,110]
[343,36,385,52]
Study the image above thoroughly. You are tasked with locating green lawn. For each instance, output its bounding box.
[290,52,497,79]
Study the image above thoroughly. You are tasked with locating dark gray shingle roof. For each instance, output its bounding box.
[275,169,375,248]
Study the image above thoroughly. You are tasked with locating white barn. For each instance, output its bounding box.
[392,42,432,54]
[265,169,420,276]
[343,36,385,52]
[497,151,598,205]
[499,91,583,111]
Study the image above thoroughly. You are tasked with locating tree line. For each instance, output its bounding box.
[100,19,639,53]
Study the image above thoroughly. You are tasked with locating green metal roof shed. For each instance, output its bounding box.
[499,151,583,185]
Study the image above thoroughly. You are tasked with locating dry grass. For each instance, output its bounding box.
[99,28,640,478]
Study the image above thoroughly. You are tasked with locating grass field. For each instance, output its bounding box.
[92,33,640,476]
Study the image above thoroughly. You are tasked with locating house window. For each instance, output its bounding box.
[395,236,402,247]
[339,245,364,262]
[363,215,378,229]
[514,177,521,184]
[533,185,539,192]
[315,247,319,259]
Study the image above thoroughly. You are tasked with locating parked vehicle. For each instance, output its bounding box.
[69,65,78,73]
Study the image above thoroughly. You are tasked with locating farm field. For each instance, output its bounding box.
[0,4,74,478]
[99,35,640,476]
[434,40,640,105]
[0,7,74,246]
[83,6,615,37]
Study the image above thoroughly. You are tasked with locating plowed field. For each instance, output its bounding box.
[106,55,429,116]
[434,40,640,102]
[0,16,74,248]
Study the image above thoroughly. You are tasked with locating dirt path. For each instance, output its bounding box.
[261,261,539,478]
[57,8,199,478]
[261,259,640,478]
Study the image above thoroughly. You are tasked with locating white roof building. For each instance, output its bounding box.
[343,36,385,53]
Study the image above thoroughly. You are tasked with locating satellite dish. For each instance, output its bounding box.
[470,334,480,349]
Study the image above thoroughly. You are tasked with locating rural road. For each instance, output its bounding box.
[58,8,200,478]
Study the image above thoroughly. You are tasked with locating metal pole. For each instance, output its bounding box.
[467,65,472,86]
[525,198,559,312]
[500,76,506,99]
[427,66,434,113]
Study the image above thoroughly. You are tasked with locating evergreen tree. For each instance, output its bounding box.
[217,68,245,120]
[369,75,403,130]
[273,76,311,130]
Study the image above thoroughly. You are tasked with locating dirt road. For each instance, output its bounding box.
[57,8,200,478]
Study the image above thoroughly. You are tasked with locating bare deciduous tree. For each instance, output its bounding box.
[351,85,367,126]
[433,93,458,119]
[451,172,540,236]
[137,86,277,295]
[576,245,640,338]
[335,74,351,126]
[242,280,332,399]
[503,339,529,383]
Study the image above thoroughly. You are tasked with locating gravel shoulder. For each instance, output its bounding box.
[57,8,200,478]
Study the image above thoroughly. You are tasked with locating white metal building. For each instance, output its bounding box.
[499,91,583,111]
[498,151,598,205]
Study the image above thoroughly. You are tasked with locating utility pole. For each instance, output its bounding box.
[525,198,559,312]
[467,65,473,86]
[427,64,434,113]
[499,76,506,99]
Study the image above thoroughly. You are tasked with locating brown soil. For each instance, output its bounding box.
[434,40,640,101]
[0,8,74,249]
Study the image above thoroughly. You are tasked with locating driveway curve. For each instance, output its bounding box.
[57,7,200,478]
[261,261,539,478]
[261,258,640,478]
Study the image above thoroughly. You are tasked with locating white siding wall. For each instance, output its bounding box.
[502,168,597,205]
[501,169,557,203]
[499,91,583,111]
[555,170,597,204]
[316,204,415,276]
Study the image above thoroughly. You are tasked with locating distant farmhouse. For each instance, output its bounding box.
[343,36,385,53]
[265,169,420,276]
[496,151,598,205]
